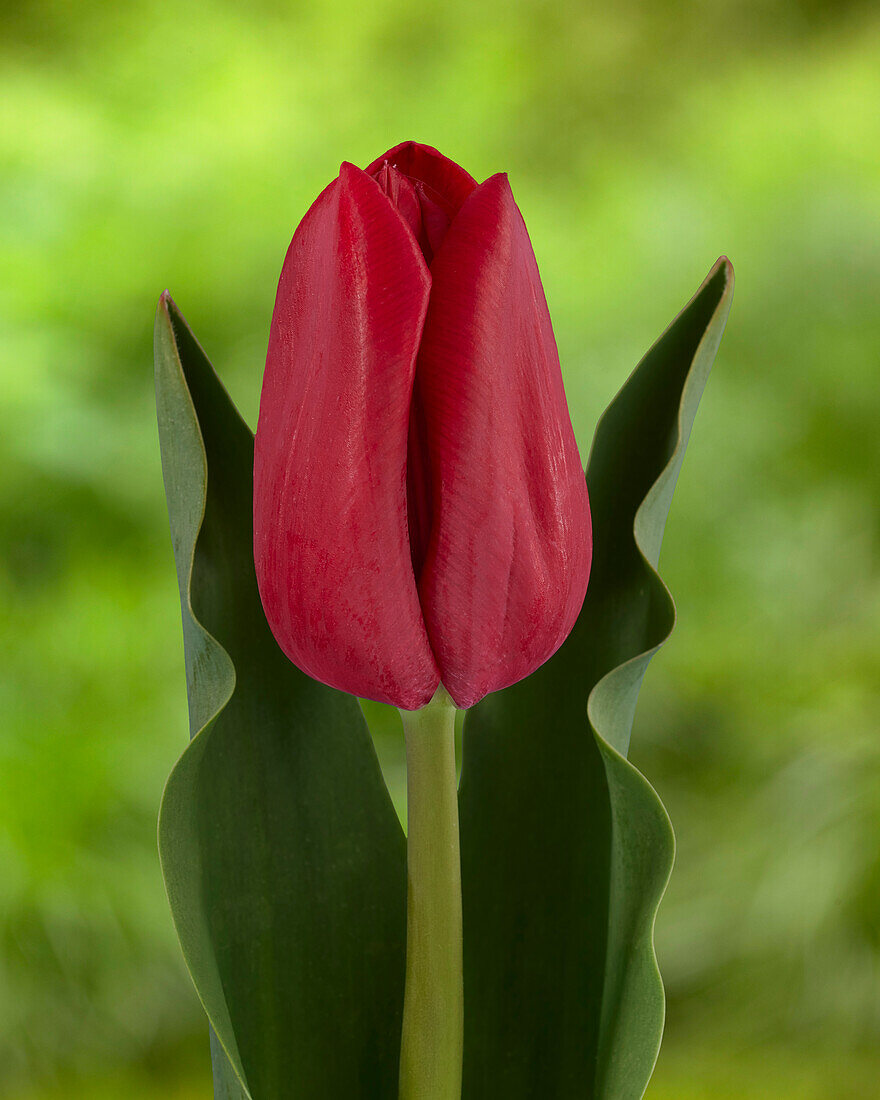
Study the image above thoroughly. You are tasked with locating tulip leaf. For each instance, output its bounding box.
[154,295,407,1099]
[459,258,734,1100]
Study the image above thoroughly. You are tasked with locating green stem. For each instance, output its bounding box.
[398,685,463,1100]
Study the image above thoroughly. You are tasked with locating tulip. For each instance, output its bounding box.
[254,141,591,711]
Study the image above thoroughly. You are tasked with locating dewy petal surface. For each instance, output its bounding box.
[417,173,592,709]
[254,162,440,708]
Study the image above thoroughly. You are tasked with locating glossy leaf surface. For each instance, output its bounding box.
[155,295,407,1099]
[459,258,733,1100]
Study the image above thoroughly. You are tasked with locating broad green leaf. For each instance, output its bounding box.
[154,295,407,1100]
[459,259,734,1100]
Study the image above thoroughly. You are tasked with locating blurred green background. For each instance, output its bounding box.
[2,0,879,1096]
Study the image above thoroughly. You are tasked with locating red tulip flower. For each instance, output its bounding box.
[254,142,591,710]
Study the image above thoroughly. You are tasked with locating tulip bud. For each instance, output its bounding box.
[254,142,591,709]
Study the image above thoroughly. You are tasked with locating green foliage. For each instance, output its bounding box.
[154,297,406,1098]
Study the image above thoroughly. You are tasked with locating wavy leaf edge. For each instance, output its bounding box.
[586,257,734,1096]
[154,293,253,1099]
[586,256,735,750]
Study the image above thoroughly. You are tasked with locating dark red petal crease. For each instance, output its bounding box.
[254,162,440,708]
[416,173,592,709]
[366,142,478,222]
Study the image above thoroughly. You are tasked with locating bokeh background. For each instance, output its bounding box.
[2,0,879,1096]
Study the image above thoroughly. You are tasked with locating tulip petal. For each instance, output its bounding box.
[366,141,478,225]
[417,173,592,708]
[254,162,440,708]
